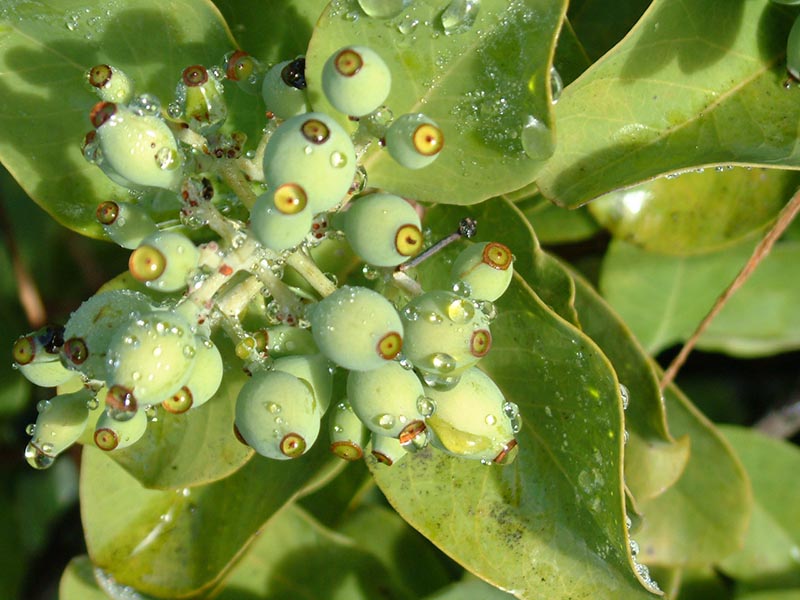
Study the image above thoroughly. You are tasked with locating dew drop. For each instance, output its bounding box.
[421,371,460,391]
[485,413,497,425]
[446,297,475,323]
[25,423,36,436]
[619,383,630,410]
[521,115,554,161]
[36,399,52,414]
[155,147,178,170]
[416,395,436,417]
[397,15,419,34]
[550,66,563,104]
[267,402,282,414]
[25,442,54,469]
[440,0,479,35]
[330,151,348,168]
[377,413,396,429]
[357,0,411,18]
[430,352,456,373]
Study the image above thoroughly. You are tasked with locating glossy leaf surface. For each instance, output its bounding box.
[0,0,236,236]
[81,443,334,597]
[633,386,751,567]
[718,426,800,589]
[589,168,799,256]
[306,0,565,205]
[536,0,800,207]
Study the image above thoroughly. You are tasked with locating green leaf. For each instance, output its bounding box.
[536,0,800,208]
[214,504,410,600]
[337,504,456,598]
[370,273,656,598]
[517,194,601,245]
[423,573,516,600]
[567,0,651,61]
[59,556,112,600]
[588,168,800,256]
[568,266,689,502]
[305,0,565,205]
[697,242,800,357]
[718,426,800,589]
[599,238,754,355]
[601,238,800,357]
[648,566,732,600]
[81,441,335,598]
[0,0,236,236]
[213,0,329,64]
[734,590,800,600]
[102,335,253,489]
[633,386,751,567]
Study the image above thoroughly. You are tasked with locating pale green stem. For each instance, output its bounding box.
[285,249,338,297]
[221,160,258,210]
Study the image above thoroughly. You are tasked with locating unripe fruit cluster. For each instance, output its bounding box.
[16,46,520,472]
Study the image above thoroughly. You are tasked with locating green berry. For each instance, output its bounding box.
[309,286,403,371]
[400,290,491,376]
[235,370,321,460]
[96,200,157,249]
[12,326,74,386]
[347,362,426,439]
[450,241,514,301]
[105,310,198,409]
[93,407,148,451]
[262,112,356,213]
[385,113,444,169]
[18,360,78,388]
[322,46,391,117]
[91,102,183,190]
[424,367,518,463]
[163,337,223,412]
[262,59,309,120]
[264,325,318,357]
[250,191,314,251]
[370,432,406,466]
[180,65,228,132]
[329,400,368,461]
[62,290,153,380]
[342,192,423,267]
[128,230,200,292]
[273,353,334,415]
[87,64,134,104]
[225,50,262,93]
[25,388,93,469]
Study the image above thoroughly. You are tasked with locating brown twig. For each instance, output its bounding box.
[660,186,800,390]
[0,196,47,328]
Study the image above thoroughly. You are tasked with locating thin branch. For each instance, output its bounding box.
[660,187,800,390]
[0,196,46,328]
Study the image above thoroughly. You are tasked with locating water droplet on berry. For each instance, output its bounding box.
[267,402,281,414]
[446,297,475,323]
[36,399,52,414]
[430,352,456,373]
[416,395,436,417]
[377,413,395,429]
[25,423,36,436]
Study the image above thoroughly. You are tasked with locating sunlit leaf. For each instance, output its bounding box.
[370,273,655,598]
[633,386,751,567]
[422,573,515,600]
[81,442,335,597]
[568,267,689,502]
[536,0,800,207]
[306,0,565,205]
[0,0,237,236]
[589,168,799,256]
[718,426,800,590]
